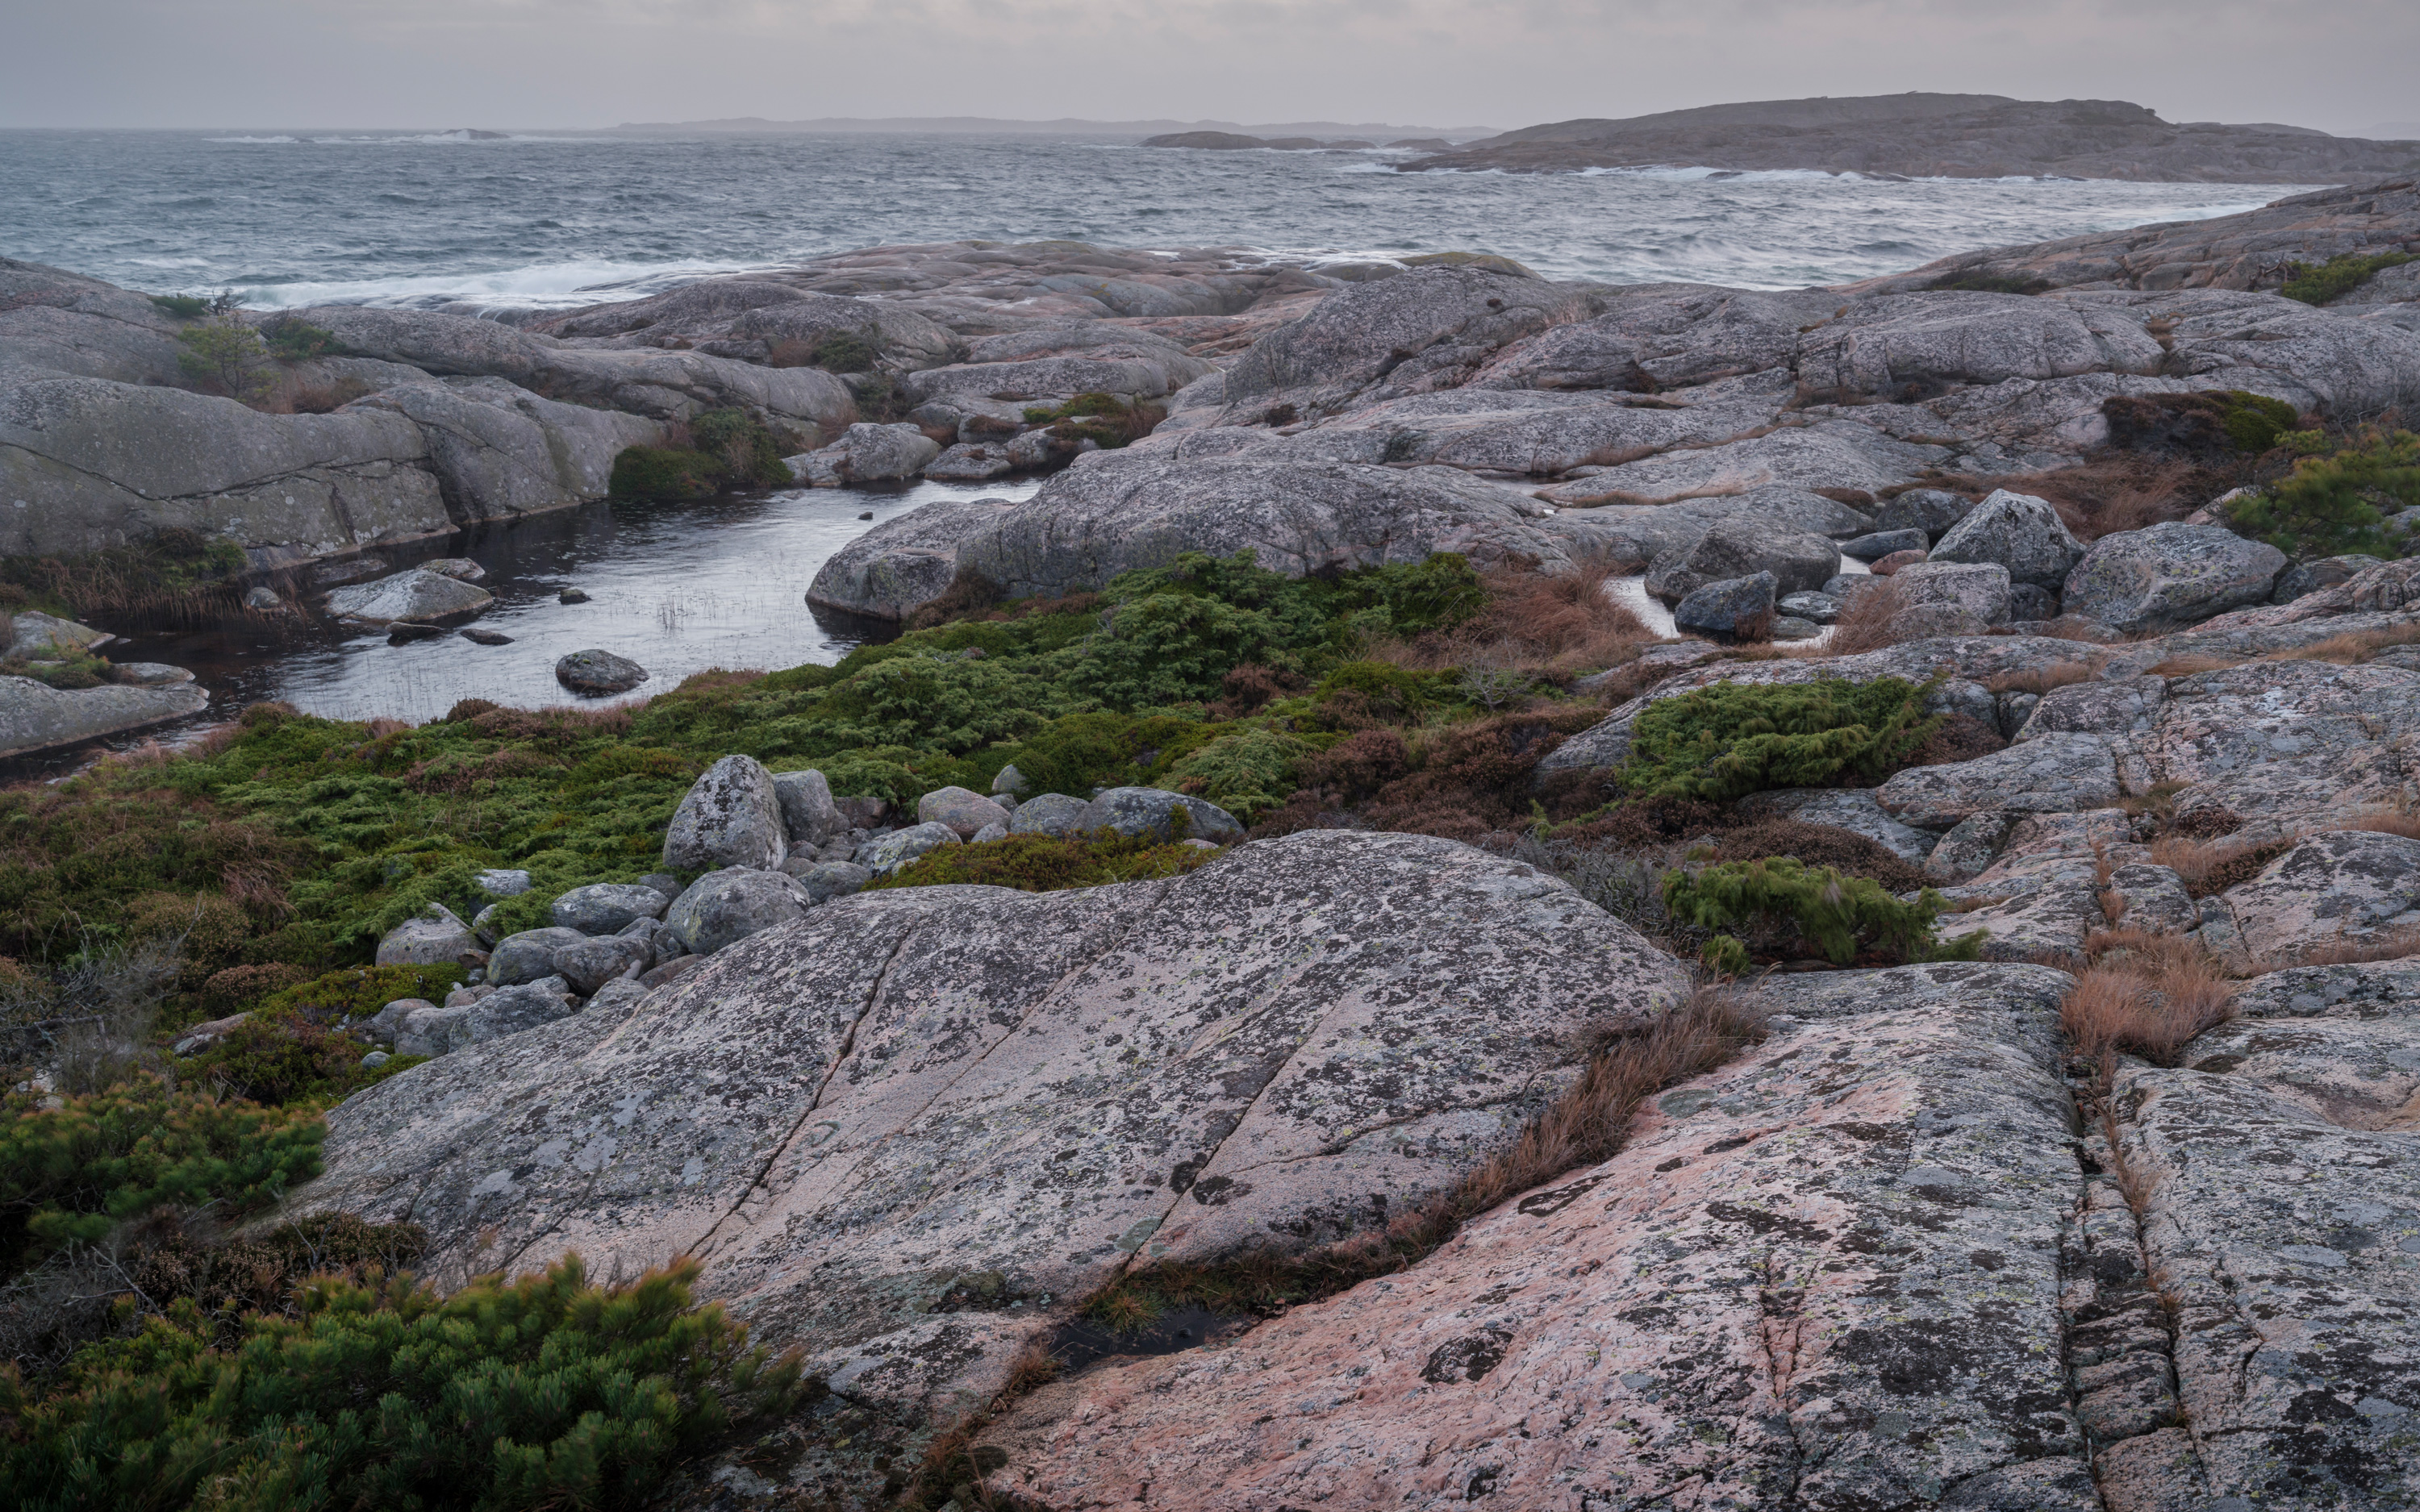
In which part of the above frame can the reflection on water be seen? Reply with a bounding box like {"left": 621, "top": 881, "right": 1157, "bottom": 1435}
{"left": 27, "top": 479, "right": 1037, "bottom": 771}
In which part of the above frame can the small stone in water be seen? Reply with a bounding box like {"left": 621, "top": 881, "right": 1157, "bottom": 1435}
{"left": 461, "top": 627, "right": 514, "bottom": 645}
{"left": 387, "top": 621, "right": 447, "bottom": 643}
{"left": 560, "top": 587, "right": 590, "bottom": 604}
{"left": 858, "top": 510, "right": 874, "bottom": 520}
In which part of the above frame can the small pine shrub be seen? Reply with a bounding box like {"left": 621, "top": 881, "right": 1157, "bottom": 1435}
{"left": 1021, "top": 392, "right": 1164, "bottom": 448}
{"left": 174, "top": 318, "right": 269, "bottom": 401}
{"left": 2225, "top": 428, "right": 2418, "bottom": 559}
{"left": 260, "top": 318, "right": 340, "bottom": 361}
{"left": 0, "top": 1253, "right": 806, "bottom": 1512}
{"left": 1617, "top": 677, "right": 1943, "bottom": 804}
{"left": 608, "top": 445, "right": 722, "bottom": 502}
{"left": 1158, "top": 727, "right": 1317, "bottom": 818}
{"left": 148, "top": 294, "right": 210, "bottom": 320}
{"left": 812, "top": 330, "right": 878, "bottom": 373}
{"left": 869, "top": 832, "right": 1220, "bottom": 893}
{"left": 2280, "top": 250, "right": 2418, "bottom": 306}
{"left": 257, "top": 963, "right": 467, "bottom": 1022}
{"left": 0, "top": 1074, "right": 325, "bottom": 1270}
{"left": 607, "top": 411, "right": 788, "bottom": 500}
{"left": 2209, "top": 390, "right": 2301, "bottom": 453}
{"left": 688, "top": 406, "right": 791, "bottom": 488}
{"left": 1662, "top": 857, "right": 1981, "bottom": 967}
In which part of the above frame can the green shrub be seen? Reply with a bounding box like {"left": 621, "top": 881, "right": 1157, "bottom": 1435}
{"left": 870, "top": 832, "right": 1220, "bottom": 893}
{"left": 1020, "top": 392, "right": 1162, "bottom": 448}
{"left": 0, "top": 1075, "right": 324, "bottom": 1270}
{"left": 178, "top": 1008, "right": 425, "bottom": 1107}
{"left": 1617, "top": 677, "right": 1943, "bottom": 804}
{"left": 608, "top": 445, "right": 722, "bottom": 502}
{"left": 1662, "top": 857, "right": 1982, "bottom": 967}
{"left": 812, "top": 331, "right": 877, "bottom": 373}
{"left": 1158, "top": 727, "right": 1317, "bottom": 818}
{"left": 1926, "top": 272, "right": 2050, "bottom": 296}
{"left": 260, "top": 318, "right": 340, "bottom": 361}
{"left": 2280, "top": 250, "right": 2418, "bottom": 306}
{"left": 257, "top": 963, "right": 465, "bottom": 1020}
{"left": 2225, "top": 428, "right": 2419, "bottom": 558}
{"left": 173, "top": 318, "right": 269, "bottom": 401}
{"left": 0, "top": 647, "right": 116, "bottom": 690}
{"left": 2207, "top": 389, "right": 2301, "bottom": 453}
{"left": 147, "top": 294, "right": 209, "bottom": 320}
{"left": 0, "top": 1253, "right": 806, "bottom": 1512}
{"left": 688, "top": 406, "right": 791, "bottom": 488}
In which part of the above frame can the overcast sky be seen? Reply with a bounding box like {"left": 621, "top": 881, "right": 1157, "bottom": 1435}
{"left": 4, "top": 0, "right": 2415, "bottom": 138}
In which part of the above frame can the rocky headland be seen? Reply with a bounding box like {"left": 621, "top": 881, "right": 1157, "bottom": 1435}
{"left": 5, "top": 175, "right": 2420, "bottom": 1512}
{"left": 1403, "top": 93, "right": 2420, "bottom": 182}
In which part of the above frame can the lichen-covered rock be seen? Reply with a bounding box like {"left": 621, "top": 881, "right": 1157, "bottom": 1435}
{"left": 787, "top": 860, "right": 871, "bottom": 902}
{"left": 2059, "top": 521, "right": 2286, "bottom": 632}
{"left": 1079, "top": 787, "right": 1242, "bottom": 843}
{"left": 394, "top": 1002, "right": 474, "bottom": 1059}
{"left": 1878, "top": 731, "right": 2119, "bottom": 829}
{"left": 783, "top": 422, "right": 942, "bottom": 485}
{"left": 291, "top": 832, "right": 1690, "bottom": 1412}
{"left": 1643, "top": 519, "right": 1839, "bottom": 602}
{"left": 2230, "top": 960, "right": 2420, "bottom": 1021}
{"left": 662, "top": 754, "right": 786, "bottom": 873}
{"left": 2126, "top": 661, "right": 2420, "bottom": 838}
{"left": 553, "top": 934, "right": 653, "bottom": 996}
{"left": 0, "top": 673, "right": 211, "bottom": 758}
{"left": 1874, "top": 486, "right": 1977, "bottom": 541}
{"left": 662, "top": 866, "right": 814, "bottom": 955}
{"left": 805, "top": 497, "right": 1021, "bottom": 621}
{"left": 2210, "top": 830, "right": 2420, "bottom": 962}
{"left": 374, "top": 902, "right": 480, "bottom": 968}
{"left": 1892, "top": 559, "right": 2013, "bottom": 626}
{"left": 467, "top": 975, "right": 577, "bottom": 1042}
{"left": 772, "top": 768, "right": 842, "bottom": 848}
{"left": 1841, "top": 527, "right": 1929, "bottom": 560}
{"left": 1671, "top": 569, "right": 1777, "bottom": 639}
{"left": 982, "top": 963, "right": 2097, "bottom": 1512}
{"left": 917, "top": 785, "right": 1011, "bottom": 839}
{"left": 488, "top": 927, "right": 586, "bottom": 986}
{"left": 1930, "top": 488, "right": 2084, "bottom": 589}
{"left": 549, "top": 882, "right": 669, "bottom": 935}
{"left": 857, "top": 821, "right": 962, "bottom": 876}
{"left": 2270, "top": 553, "right": 2385, "bottom": 606}
{"left": 1008, "top": 793, "right": 1092, "bottom": 837}
{"left": 1732, "top": 786, "right": 1939, "bottom": 864}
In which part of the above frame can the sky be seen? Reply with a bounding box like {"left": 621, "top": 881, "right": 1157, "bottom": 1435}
{"left": 2, "top": 0, "right": 2416, "bottom": 138}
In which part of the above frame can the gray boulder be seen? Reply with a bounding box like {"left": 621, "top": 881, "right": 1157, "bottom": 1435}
{"left": 772, "top": 768, "right": 843, "bottom": 848}
{"left": 1892, "top": 560, "right": 2013, "bottom": 627}
{"left": 663, "top": 755, "right": 786, "bottom": 873}
{"left": 664, "top": 866, "right": 816, "bottom": 955}
{"left": 1876, "top": 731, "right": 2119, "bottom": 830}
{"left": 475, "top": 868, "right": 532, "bottom": 897}
{"left": 361, "top": 997, "right": 428, "bottom": 1049}
{"left": 351, "top": 377, "right": 660, "bottom": 522}
{"left": 858, "top": 821, "right": 964, "bottom": 876}
{"left": 554, "top": 648, "right": 648, "bottom": 695}
{"left": 1929, "top": 489, "right": 2084, "bottom": 589}
{"left": 1838, "top": 528, "right": 1928, "bottom": 561}
{"left": 324, "top": 569, "right": 494, "bottom": 626}
{"left": 784, "top": 422, "right": 943, "bottom": 486}
{"left": 1079, "top": 787, "right": 1243, "bottom": 843}
{"left": 2209, "top": 830, "right": 2420, "bottom": 962}
{"left": 990, "top": 764, "right": 1029, "bottom": 797}
{"left": 0, "top": 674, "right": 211, "bottom": 759}
{"left": 2059, "top": 522, "right": 2287, "bottom": 633}
{"left": 1671, "top": 571, "right": 1778, "bottom": 640}
{"left": 1778, "top": 589, "right": 1842, "bottom": 623}
{"left": 394, "top": 1002, "right": 474, "bottom": 1059}
{"left": 1008, "top": 793, "right": 1092, "bottom": 837}
{"left": 1872, "top": 487, "right": 1976, "bottom": 541}
{"left": 468, "top": 975, "right": 578, "bottom": 1042}
{"left": 2270, "top": 553, "right": 2385, "bottom": 605}
{"left": 4, "top": 610, "right": 109, "bottom": 660}
{"left": 553, "top": 935, "right": 653, "bottom": 995}
{"left": 789, "top": 860, "right": 873, "bottom": 903}
{"left": 2006, "top": 582, "right": 2059, "bottom": 621}
{"left": 549, "top": 882, "right": 670, "bottom": 935}
{"left": 1644, "top": 521, "right": 1839, "bottom": 603}
{"left": 490, "top": 927, "right": 587, "bottom": 986}
{"left": 807, "top": 497, "right": 1021, "bottom": 621}
{"left": 374, "top": 902, "right": 480, "bottom": 968}
{"left": 918, "top": 785, "right": 1011, "bottom": 839}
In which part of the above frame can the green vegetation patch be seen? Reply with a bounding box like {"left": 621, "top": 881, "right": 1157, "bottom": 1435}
{"left": 0, "top": 525, "right": 248, "bottom": 621}
{"left": 2225, "top": 427, "right": 2420, "bottom": 559}
{"left": 607, "top": 407, "right": 793, "bottom": 502}
{"left": 1617, "top": 677, "right": 1943, "bottom": 805}
{"left": 0, "top": 1253, "right": 807, "bottom": 1512}
{"left": 2280, "top": 249, "right": 2418, "bottom": 306}
{"left": 1021, "top": 391, "right": 1165, "bottom": 448}
{"left": 1663, "top": 857, "right": 1982, "bottom": 971}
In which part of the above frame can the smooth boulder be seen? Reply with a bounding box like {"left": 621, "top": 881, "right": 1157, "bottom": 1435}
{"left": 2059, "top": 521, "right": 2287, "bottom": 632}
{"left": 662, "top": 755, "right": 786, "bottom": 873}
{"left": 374, "top": 903, "right": 481, "bottom": 968}
{"left": 663, "top": 866, "right": 815, "bottom": 955}
{"left": 549, "top": 882, "right": 670, "bottom": 935}
{"left": 917, "top": 785, "right": 1011, "bottom": 839}
{"left": 857, "top": 821, "right": 963, "bottom": 876}
{"left": 1079, "top": 787, "right": 1242, "bottom": 843}
{"left": 324, "top": 569, "right": 494, "bottom": 626}
{"left": 1644, "top": 520, "right": 1839, "bottom": 602}
{"left": 553, "top": 648, "right": 649, "bottom": 696}
{"left": 489, "top": 927, "right": 588, "bottom": 987}
{"left": 1671, "top": 570, "right": 1778, "bottom": 640}
{"left": 1007, "top": 793, "right": 1092, "bottom": 837}
{"left": 772, "top": 768, "right": 843, "bottom": 848}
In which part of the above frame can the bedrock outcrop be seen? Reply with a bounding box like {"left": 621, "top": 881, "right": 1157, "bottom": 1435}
{"left": 288, "top": 832, "right": 1688, "bottom": 1414}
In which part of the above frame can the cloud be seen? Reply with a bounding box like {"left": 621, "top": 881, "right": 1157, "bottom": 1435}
{"left": 2, "top": 0, "right": 2413, "bottom": 135}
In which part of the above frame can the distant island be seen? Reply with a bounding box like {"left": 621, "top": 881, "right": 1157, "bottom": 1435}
{"left": 609, "top": 114, "right": 1498, "bottom": 140}
{"left": 1400, "top": 93, "right": 2420, "bottom": 182}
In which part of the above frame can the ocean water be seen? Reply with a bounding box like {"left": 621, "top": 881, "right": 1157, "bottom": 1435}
{"left": 0, "top": 128, "right": 2304, "bottom": 308}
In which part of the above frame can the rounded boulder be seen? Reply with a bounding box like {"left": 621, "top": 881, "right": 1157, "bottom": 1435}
{"left": 555, "top": 648, "right": 649, "bottom": 695}
{"left": 1079, "top": 787, "right": 1243, "bottom": 843}
{"left": 665, "top": 867, "right": 816, "bottom": 955}
{"left": 919, "top": 785, "right": 1012, "bottom": 839}
{"left": 2060, "top": 521, "right": 2287, "bottom": 633}
{"left": 550, "top": 882, "right": 671, "bottom": 935}
{"left": 664, "top": 754, "right": 787, "bottom": 872}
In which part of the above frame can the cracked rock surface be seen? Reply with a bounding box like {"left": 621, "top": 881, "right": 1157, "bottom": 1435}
{"left": 290, "top": 831, "right": 1685, "bottom": 1410}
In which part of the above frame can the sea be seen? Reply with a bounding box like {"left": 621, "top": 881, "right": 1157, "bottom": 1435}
{"left": 0, "top": 128, "right": 2301, "bottom": 307}
{"left": 0, "top": 128, "right": 2309, "bottom": 763}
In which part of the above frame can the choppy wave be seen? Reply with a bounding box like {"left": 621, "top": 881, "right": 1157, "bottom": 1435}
{"left": 0, "top": 128, "right": 2314, "bottom": 307}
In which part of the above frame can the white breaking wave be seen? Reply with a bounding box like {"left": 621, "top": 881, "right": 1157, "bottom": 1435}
{"left": 245, "top": 259, "right": 757, "bottom": 310}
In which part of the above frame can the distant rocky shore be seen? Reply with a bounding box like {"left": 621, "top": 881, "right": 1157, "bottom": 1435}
{"left": 1402, "top": 92, "right": 2420, "bottom": 182}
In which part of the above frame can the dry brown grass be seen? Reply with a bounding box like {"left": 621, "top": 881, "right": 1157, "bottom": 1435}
{"left": 1984, "top": 660, "right": 2101, "bottom": 695}
{"left": 2257, "top": 623, "right": 2420, "bottom": 666}
{"left": 2150, "top": 831, "right": 2295, "bottom": 897}
{"left": 2063, "top": 931, "right": 2236, "bottom": 1067}
{"left": 1375, "top": 556, "right": 1649, "bottom": 678}
{"left": 2247, "top": 928, "right": 2420, "bottom": 973}
{"left": 2147, "top": 653, "right": 2243, "bottom": 677}
{"left": 2347, "top": 807, "right": 2420, "bottom": 840}
{"left": 1948, "top": 453, "right": 2244, "bottom": 541}
{"left": 1817, "top": 577, "right": 1907, "bottom": 655}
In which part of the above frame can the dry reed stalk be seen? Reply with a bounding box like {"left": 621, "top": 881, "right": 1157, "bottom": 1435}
{"left": 1817, "top": 578, "right": 1908, "bottom": 656}
{"left": 2061, "top": 931, "right": 2236, "bottom": 1068}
